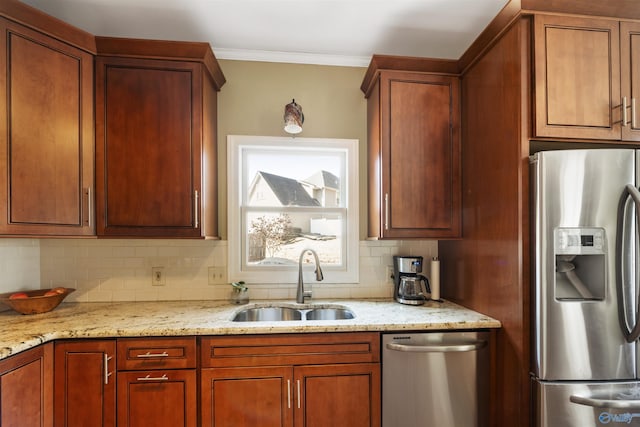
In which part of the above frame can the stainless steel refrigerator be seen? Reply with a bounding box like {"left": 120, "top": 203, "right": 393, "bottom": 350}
{"left": 531, "top": 149, "right": 640, "bottom": 427}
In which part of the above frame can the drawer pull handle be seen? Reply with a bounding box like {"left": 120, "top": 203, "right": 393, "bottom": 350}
{"left": 136, "top": 351, "right": 169, "bottom": 358}
{"left": 287, "top": 379, "right": 291, "bottom": 409}
{"left": 297, "top": 379, "right": 301, "bottom": 409}
{"left": 137, "top": 374, "right": 169, "bottom": 381}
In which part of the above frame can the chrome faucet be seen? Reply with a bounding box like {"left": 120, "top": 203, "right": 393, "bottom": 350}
{"left": 296, "top": 249, "right": 324, "bottom": 303}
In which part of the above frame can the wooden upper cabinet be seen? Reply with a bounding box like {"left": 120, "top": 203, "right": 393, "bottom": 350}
{"left": 621, "top": 21, "right": 640, "bottom": 141}
{"left": 0, "top": 18, "right": 94, "bottom": 236}
{"left": 364, "top": 66, "right": 461, "bottom": 239}
{"left": 533, "top": 15, "right": 623, "bottom": 140}
{"left": 95, "top": 37, "right": 225, "bottom": 238}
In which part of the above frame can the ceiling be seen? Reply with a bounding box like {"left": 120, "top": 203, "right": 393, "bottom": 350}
{"left": 20, "top": 0, "right": 509, "bottom": 67}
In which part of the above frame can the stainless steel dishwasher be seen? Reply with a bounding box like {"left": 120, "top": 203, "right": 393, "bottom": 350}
{"left": 382, "top": 331, "right": 490, "bottom": 427}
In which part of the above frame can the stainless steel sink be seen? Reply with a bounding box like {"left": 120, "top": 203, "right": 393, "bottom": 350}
{"left": 232, "top": 306, "right": 302, "bottom": 322}
{"left": 305, "top": 308, "right": 355, "bottom": 320}
{"left": 231, "top": 305, "right": 355, "bottom": 322}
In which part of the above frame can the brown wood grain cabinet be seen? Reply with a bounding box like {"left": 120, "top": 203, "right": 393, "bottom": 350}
{"left": 0, "top": 17, "right": 95, "bottom": 236}
{"left": 200, "top": 333, "right": 381, "bottom": 427}
{"left": 621, "top": 21, "right": 640, "bottom": 141}
{"left": 54, "top": 340, "right": 116, "bottom": 427}
{"left": 0, "top": 343, "right": 53, "bottom": 427}
{"left": 363, "top": 69, "right": 461, "bottom": 239}
{"left": 534, "top": 15, "right": 640, "bottom": 141}
{"left": 116, "top": 337, "right": 197, "bottom": 427}
{"left": 95, "top": 37, "right": 225, "bottom": 238}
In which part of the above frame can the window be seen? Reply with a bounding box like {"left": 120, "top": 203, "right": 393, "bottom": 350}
{"left": 228, "top": 135, "right": 359, "bottom": 284}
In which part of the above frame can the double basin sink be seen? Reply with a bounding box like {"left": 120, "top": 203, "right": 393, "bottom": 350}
{"left": 232, "top": 304, "right": 355, "bottom": 322}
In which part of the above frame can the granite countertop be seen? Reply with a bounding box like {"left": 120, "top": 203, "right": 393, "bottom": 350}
{"left": 0, "top": 299, "right": 501, "bottom": 360}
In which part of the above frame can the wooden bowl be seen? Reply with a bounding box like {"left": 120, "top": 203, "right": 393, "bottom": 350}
{"left": 0, "top": 288, "right": 75, "bottom": 315}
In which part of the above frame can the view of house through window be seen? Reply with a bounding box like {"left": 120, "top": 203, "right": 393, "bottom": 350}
{"left": 228, "top": 136, "right": 359, "bottom": 283}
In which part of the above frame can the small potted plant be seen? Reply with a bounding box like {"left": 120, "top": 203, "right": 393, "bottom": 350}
{"left": 230, "top": 281, "right": 249, "bottom": 305}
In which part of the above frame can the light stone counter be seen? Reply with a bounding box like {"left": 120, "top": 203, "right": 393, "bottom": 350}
{"left": 0, "top": 299, "right": 500, "bottom": 360}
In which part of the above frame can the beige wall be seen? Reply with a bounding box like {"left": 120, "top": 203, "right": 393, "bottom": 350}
{"left": 216, "top": 60, "right": 368, "bottom": 239}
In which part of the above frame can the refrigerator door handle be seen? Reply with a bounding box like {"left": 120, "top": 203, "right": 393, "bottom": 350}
{"left": 620, "top": 184, "right": 640, "bottom": 342}
{"left": 570, "top": 394, "right": 640, "bottom": 409}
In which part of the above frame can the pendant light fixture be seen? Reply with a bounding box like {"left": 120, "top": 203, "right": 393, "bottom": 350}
{"left": 283, "top": 99, "right": 304, "bottom": 134}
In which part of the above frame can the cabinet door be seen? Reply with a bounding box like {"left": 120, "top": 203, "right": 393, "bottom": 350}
{"left": 533, "top": 15, "right": 621, "bottom": 140}
{"left": 54, "top": 340, "right": 116, "bottom": 427}
{"left": 117, "top": 370, "right": 196, "bottom": 427}
{"left": 201, "top": 366, "right": 293, "bottom": 427}
{"left": 375, "top": 71, "right": 460, "bottom": 239}
{"left": 295, "top": 363, "right": 380, "bottom": 427}
{"left": 0, "top": 344, "right": 53, "bottom": 427}
{"left": 95, "top": 56, "right": 203, "bottom": 237}
{"left": 0, "top": 18, "right": 94, "bottom": 235}
{"left": 621, "top": 21, "right": 640, "bottom": 141}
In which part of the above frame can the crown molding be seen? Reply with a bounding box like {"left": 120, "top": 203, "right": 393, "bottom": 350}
{"left": 213, "top": 48, "right": 370, "bottom": 68}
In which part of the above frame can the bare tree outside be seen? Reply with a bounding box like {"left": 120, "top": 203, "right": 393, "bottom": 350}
{"left": 250, "top": 214, "right": 292, "bottom": 259}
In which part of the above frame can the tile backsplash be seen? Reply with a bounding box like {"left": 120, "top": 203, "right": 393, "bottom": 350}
{"left": 36, "top": 239, "right": 437, "bottom": 302}
{"left": 0, "top": 239, "right": 40, "bottom": 294}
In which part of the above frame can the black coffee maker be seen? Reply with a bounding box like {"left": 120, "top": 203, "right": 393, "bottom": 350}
{"left": 393, "top": 255, "right": 431, "bottom": 305}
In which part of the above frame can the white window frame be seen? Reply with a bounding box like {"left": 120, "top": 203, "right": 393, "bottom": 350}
{"left": 227, "top": 135, "right": 359, "bottom": 284}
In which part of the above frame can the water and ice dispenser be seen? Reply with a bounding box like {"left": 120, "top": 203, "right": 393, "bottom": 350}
{"left": 554, "top": 227, "right": 606, "bottom": 300}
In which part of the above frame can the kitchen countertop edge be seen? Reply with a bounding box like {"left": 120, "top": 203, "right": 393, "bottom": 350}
{"left": 0, "top": 299, "right": 501, "bottom": 360}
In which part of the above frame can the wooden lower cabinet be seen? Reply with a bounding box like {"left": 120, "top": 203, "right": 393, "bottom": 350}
{"left": 0, "top": 343, "right": 53, "bottom": 427}
{"left": 116, "top": 337, "right": 197, "bottom": 427}
{"left": 53, "top": 340, "right": 116, "bottom": 427}
{"left": 117, "top": 370, "right": 196, "bottom": 427}
{"left": 6, "top": 334, "right": 379, "bottom": 427}
{"left": 200, "top": 333, "right": 381, "bottom": 427}
{"left": 201, "top": 366, "right": 292, "bottom": 427}
{"left": 295, "top": 363, "right": 380, "bottom": 427}
{"left": 201, "top": 364, "right": 380, "bottom": 427}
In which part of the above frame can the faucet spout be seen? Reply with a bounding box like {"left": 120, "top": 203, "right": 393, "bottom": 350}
{"left": 296, "top": 249, "right": 323, "bottom": 303}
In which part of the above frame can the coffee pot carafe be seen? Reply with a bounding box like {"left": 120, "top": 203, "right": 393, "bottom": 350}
{"left": 393, "top": 255, "right": 431, "bottom": 305}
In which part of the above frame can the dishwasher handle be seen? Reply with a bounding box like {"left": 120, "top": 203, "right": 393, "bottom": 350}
{"left": 386, "top": 340, "right": 487, "bottom": 353}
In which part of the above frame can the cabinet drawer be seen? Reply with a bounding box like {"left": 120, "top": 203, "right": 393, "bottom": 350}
{"left": 201, "top": 332, "right": 380, "bottom": 368}
{"left": 117, "top": 337, "right": 196, "bottom": 370}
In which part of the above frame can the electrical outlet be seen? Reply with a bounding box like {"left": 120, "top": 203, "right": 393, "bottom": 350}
{"left": 386, "top": 266, "right": 394, "bottom": 284}
{"left": 152, "top": 267, "right": 165, "bottom": 286}
{"left": 208, "top": 266, "right": 227, "bottom": 285}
